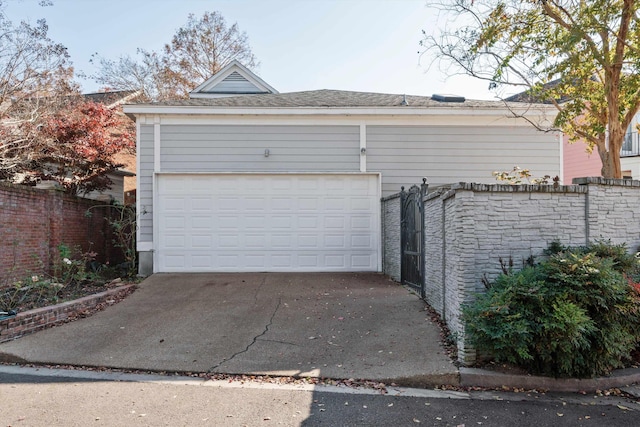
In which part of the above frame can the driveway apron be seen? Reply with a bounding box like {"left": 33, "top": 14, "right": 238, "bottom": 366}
{"left": 0, "top": 273, "right": 458, "bottom": 386}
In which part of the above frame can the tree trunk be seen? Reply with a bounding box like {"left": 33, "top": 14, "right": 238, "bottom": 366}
{"left": 599, "top": 129, "right": 624, "bottom": 179}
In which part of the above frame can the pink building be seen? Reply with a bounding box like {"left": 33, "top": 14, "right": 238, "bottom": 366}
{"left": 563, "top": 135, "right": 602, "bottom": 183}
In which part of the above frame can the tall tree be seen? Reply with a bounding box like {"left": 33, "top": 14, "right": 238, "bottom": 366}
{"left": 35, "top": 100, "right": 134, "bottom": 195}
{"left": 92, "top": 11, "right": 258, "bottom": 101}
{"left": 0, "top": 6, "right": 78, "bottom": 182}
{"left": 0, "top": 4, "right": 134, "bottom": 195}
{"left": 421, "top": 0, "right": 640, "bottom": 178}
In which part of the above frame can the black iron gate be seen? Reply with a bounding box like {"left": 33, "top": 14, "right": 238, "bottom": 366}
{"left": 400, "top": 178, "right": 428, "bottom": 298}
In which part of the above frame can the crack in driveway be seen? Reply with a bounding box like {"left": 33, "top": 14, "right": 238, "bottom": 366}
{"left": 209, "top": 278, "right": 282, "bottom": 372}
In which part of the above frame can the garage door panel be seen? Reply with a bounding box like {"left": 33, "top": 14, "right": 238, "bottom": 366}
{"left": 164, "top": 216, "right": 185, "bottom": 229}
{"left": 271, "top": 216, "right": 294, "bottom": 229}
{"left": 191, "top": 197, "right": 213, "bottom": 211}
{"left": 324, "top": 216, "right": 345, "bottom": 229}
{"left": 245, "top": 234, "right": 267, "bottom": 249}
{"left": 272, "top": 254, "right": 293, "bottom": 268}
{"left": 272, "top": 197, "right": 295, "bottom": 210}
{"left": 192, "top": 255, "right": 213, "bottom": 268}
{"left": 351, "top": 234, "right": 373, "bottom": 248}
{"left": 298, "top": 178, "right": 320, "bottom": 190}
{"left": 325, "top": 235, "right": 346, "bottom": 248}
{"left": 191, "top": 235, "right": 212, "bottom": 248}
{"left": 351, "top": 198, "right": 375, "bottom": 211}
{"left": 218, "top": 197, "right": 240, "bottom": 210}
{"left": 298, "top": 235, "right": 319, "bottom": 248}
{"left": 298, "top": 216, "right": 319, "bottom": 229}
{"left": 245, "top": 254, "right": 267, "bottom": 268}
{"left": 272, "top": 234, "right": 293, "bottom": 248}
{"left": 191, "top": 216, "right": 213, "bottom": 230}
{"left": 163, "top": 196, "right": 186, "bottom": 210}
{"left": 298, "top": 198, "right": 319, "bottom": 211}
{"left": 163, "top": 235, "right": 185, "bottom": 248}
{"left": 352, "top": 254, "right": 376, "bottom": 269}
{"left": 217, "top": 216, "right": 239, "bottom": 229}
{"left": 351, "top": 216, "right": 373, "bottom": 229}
{"left": 218, "top": 234, "right": 239, "bottom": 248}
{"left": 157, "top": 174, "right": 380, "bottom": 272}
{"left": 244, "top": 216, "right": 266, "bottom": 229}
{"left": 298, "top": 255, "right": 319, "bottom": 268}
{"left": 163, "top": 254, "right": 186, "bottom": 269}
{"left": 325, "top": 254, "right": 347, "bottom": 268}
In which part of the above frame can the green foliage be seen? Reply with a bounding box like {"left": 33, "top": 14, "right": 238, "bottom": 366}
{"left": 87, "top": 203, "right": 139, "bottom": 278}
{"left": 422, "top": 0, "right": 640, "bottom": 178}
{"left": 0, "top": 276, "right": 62, "bottom": 312}
{"left": 464, "top": 241, "right": 640, "bottom": 378}
{"left": 1, "top": 243, "right": 120, "bottom": 312}
{"left": 54, "top": 244, "right": 98, "bottom": 289}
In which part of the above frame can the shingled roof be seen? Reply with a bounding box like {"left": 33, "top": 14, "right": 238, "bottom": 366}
{"left": 143, "top": 89, "right": 507, "bottom": 109}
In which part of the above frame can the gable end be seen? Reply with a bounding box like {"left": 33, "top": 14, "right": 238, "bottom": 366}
{"left": 189, "top": 60, "right": 278, "bottom": 99}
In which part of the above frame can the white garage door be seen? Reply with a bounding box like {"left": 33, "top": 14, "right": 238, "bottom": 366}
{"left": 156, "top": 174, "right": 380, "bottom": 272}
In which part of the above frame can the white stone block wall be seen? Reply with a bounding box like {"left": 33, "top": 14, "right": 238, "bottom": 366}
{"left": 576, "top": 177, "right": 640, "bottom": 251}
{"left": 387, "top": 177, "right": 640, "bottom": 366}
{"left": 424, "top": 189, "right": 446, "bottom": 315}
{"left": 469, "top": 186, "right": 588, "bottom": 291}
{"left": 429, "top": 182, "right": 591, "bottom": 365}
{"left": 381, "top": 193, "right": 401, "bottom": 282}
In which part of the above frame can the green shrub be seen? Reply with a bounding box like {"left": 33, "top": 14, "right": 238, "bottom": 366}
{"left": 464, "top": 241, "right": 640, "bottom": 378}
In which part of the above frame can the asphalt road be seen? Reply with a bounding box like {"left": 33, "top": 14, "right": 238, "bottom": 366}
{"left": 1, "top": 367, "right": 639, "bottom": 426}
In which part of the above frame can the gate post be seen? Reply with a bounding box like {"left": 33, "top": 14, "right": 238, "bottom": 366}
{"left": 400, "top": 186, "right": 407, "bottom": 286}
{"left": 419, "top": 178, "right": 428, "bottom": 299}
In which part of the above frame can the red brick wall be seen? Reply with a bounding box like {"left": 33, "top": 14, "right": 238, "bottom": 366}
{"left": 0, "top": 182, "right": 124, "bottom": 284}
{"left": 0, "top": 284, "right": 135, "bottom": 343}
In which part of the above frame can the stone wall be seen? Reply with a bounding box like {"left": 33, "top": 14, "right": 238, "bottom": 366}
{"left": 381, "top": 194, "right": 401, "bottom": 281}
{"left": 423, "top": 178, "right": 640, "bottom": 365}
{"left": 578, "top": 177, "right": 640, "bottom": 249}
{"left": 423, "top": 189, "right": 444, "bottom": 314}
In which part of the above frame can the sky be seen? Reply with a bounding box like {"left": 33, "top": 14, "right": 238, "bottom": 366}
{"left": 4, "top": 0, "right": 497, "bottom": 100}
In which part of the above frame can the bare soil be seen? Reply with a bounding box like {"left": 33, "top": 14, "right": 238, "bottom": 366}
{"left": 1, "top": 278, "right": 134, "bottom": 314}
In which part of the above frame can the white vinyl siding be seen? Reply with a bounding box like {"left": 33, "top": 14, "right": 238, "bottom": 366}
{"left": 367, "top": 126, "right": 560, "bottom": 196}
{"left": 205, "top": 71, "right": 262, "bottom": 94}
{"left": 138, "top": 125, "right": 154, "bottom": 242}
{"left": 160, "top": 125, "right": 360, "bottom": 172}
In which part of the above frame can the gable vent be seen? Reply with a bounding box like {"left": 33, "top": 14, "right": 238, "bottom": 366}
{"left": 224, "top": 71, "right": 248, "bottom": 82}
{"left": 432, "top": 94, "right": 466, "bottom": 103}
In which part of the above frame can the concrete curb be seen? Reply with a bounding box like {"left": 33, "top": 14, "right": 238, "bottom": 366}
{"left": 460, "top": 367, "right": 640, "bottom": 392}
{"left": 2, "top": 363, "right": 639, "bottom": 393}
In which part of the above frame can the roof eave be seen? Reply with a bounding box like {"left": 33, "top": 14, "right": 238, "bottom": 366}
{"left": 122, "top": 104, "right": 557, "bottom": 118}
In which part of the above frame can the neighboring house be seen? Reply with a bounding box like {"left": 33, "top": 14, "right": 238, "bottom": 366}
{"left": 506, "top": 84, "right": 640, "bottom": 182}
{"left": 84, "top": 90, "right": 141, "bottom": 204}
{"left": 621, "top": 113, "right": 640, "bottom": 179}
{"left": 123, "top": 60, "right": 560, "bottom": 275}
{"left": 30, "top": 90, "right": 139, "bottom": 204}
{"left": 563, "top": 114, "right": 640, "bottom": 182}
{"left": 563, "top": 135, "right": 602, "bottom": 183}
{"left": 83, "top": 168, "right": 136, "bottom": 204}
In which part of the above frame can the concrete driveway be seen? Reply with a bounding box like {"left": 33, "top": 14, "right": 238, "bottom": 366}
{"left": 0, "top": 273, "right": 458, "bottom": 387}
